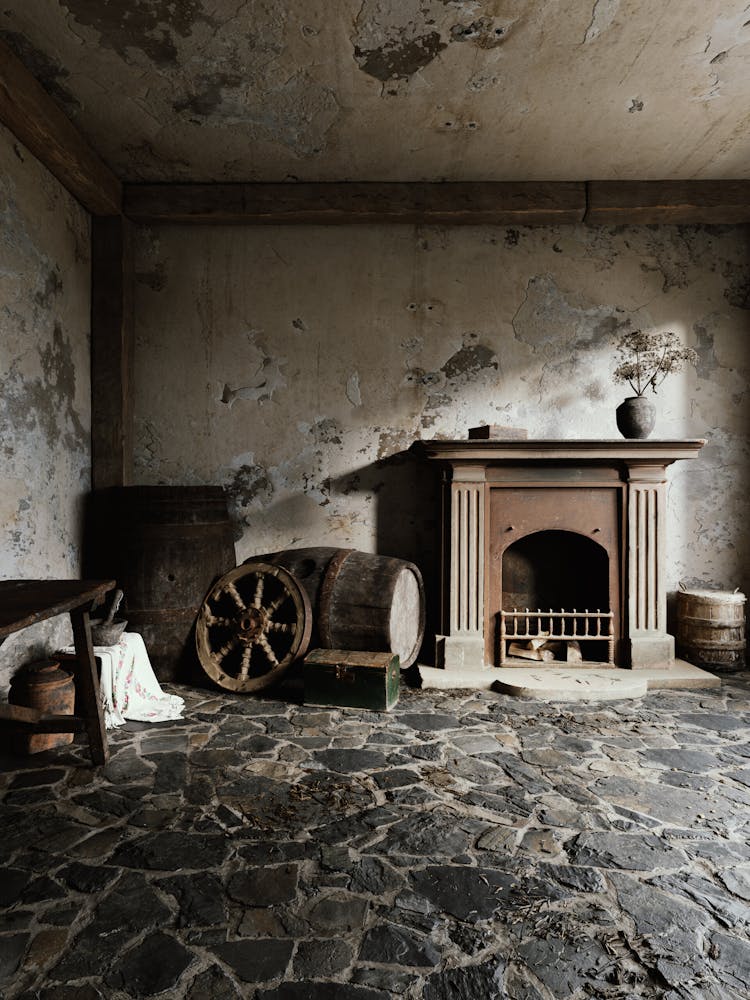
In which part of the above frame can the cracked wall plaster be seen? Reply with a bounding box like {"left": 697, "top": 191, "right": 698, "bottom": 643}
{"left": 352, "top": 1, "right": 511, "bottom": 83}
{"left": 352, "top": 0, "right": 448, "bottom": 82}
{"left": 440, "top": 339, "right": 499, "bottom": 382}
{"left": 133, "top": 222, "right": 750, "bottom": 605}
{"left": 346, "top": 372, "right": 362, "bottom": 407}
{"left": 583, "top": 0, "right": 621, "bottom": 43}
{"left": 57, "top": 0, "right": 215, "bottom": 68}
{"left": 0, "top": 123, "right": 91, "bottom": 692}
{"left": 220, "top": 331, "right": 287, "bottom": 407}
{"left": 2, "top": 3, "right": 750, "bottom": 180}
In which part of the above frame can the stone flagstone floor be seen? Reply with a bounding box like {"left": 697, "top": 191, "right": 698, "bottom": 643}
{"left": 2, "top": 672, "right": 750, "bottom": 999}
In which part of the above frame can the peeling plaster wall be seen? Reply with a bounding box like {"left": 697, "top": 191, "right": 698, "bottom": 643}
{"left": 133, "top": 223, "right": 750, "bottom": 648}
{"left": 3, "top": 2, "right": 750, "bottom": 181}
{"left": 0, "top": 123, "right": 91, "bottom": 691}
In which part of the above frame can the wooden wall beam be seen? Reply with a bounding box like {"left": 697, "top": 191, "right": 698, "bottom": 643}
{"left": 123, "top": 182, "right": 587, "bottom": 226}
{"left": 586, "top": 180, "right": 750, "bottom": 225}
{"left": 0, "top": 37, "right": 121, "bottom": 216}
{"left": 91, "top": 216, "right": 134, "bottom": 490}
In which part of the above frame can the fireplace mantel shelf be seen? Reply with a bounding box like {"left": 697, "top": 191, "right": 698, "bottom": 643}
{"left": 415, "top": 439, "right": 706, "bottom": 463}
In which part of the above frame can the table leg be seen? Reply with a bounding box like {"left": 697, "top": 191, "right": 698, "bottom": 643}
{"left": 70, "top": 607, "right": 109, "bottom": 765}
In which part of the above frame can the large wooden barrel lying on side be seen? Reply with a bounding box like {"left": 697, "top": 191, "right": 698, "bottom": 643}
{"left": 676, "top": 588, "right": 746, "bottom": 672}
{"left": 245, "top": 547, "right": 425, "bottom": 669}
{"left": 90, "top": 486, "right": 236, "bottom": 681}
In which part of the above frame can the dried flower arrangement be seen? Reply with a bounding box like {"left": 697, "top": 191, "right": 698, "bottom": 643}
{"left": 612, "top": 330, "right": 698, "bottom": 396}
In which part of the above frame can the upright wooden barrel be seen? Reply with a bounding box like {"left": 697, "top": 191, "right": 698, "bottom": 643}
{"left": 91, "top": 486, "right": 236, "bottom": 680}
{"left": 246, "top": 547, "right": 425, "bottom": 669}
{"left": 676, "top": 588, "right": 746, "bottom": 671}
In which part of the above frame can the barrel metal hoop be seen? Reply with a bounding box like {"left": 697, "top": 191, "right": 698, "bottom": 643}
{"left": 679, "top": 639, "right": 746, "bottom": 651}
{"left": 319, "top": 549, "right": 355, "bottom": 648}
{"left": 677, "top": 615, "right": 745, "bottom": 629}
{"left": 126, "top": 607, "right": 198, "bottom": 621}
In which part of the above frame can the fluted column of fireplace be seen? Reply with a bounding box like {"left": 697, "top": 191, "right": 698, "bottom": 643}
{"left": 435, "top": 464, "right": 487, "bottom": 672}
{"left": 625, "top": 461, "right": 673, "bottom": 667}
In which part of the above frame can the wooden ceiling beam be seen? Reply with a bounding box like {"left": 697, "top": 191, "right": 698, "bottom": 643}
{"left": 586, "top": 180, "right": 750, "bottom": 225}
{"left": 124, "top": 180, "right": 750, "bottom": 227}
{"left": 0, "top": 37, "right": 121, "bottom": 216}
{"left": 123, "top": 182, "right": 587, "bottom": 225}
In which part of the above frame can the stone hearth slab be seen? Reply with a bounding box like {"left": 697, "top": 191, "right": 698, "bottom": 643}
{"left": 417, "top": 660, "right": 720, "bottom": 700}
{"left": 634, "top": 659, "right": 723, "bottom": 689}
{"left": 491, "top": 669, "right": 648, "bottom": 701}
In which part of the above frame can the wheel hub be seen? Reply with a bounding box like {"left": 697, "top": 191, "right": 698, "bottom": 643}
{"left": 238, "top": 607, "right": 266, "bottom": 640}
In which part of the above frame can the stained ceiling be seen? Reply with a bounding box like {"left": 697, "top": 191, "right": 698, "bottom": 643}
{"left": 1, "top": 0, "right": 749, "bottom": 183}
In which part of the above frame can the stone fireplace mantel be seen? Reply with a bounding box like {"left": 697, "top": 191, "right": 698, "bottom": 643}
{"left": 416, "top": 439, "right": 705, "bottom": 673}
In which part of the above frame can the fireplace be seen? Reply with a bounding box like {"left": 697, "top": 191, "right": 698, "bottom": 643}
{"left": 417, "top": 439, "right": 704, "bottom": 672}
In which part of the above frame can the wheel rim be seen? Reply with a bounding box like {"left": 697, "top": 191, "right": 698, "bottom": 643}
{"left": 195, "top": 561, "right": 312, "bottom": 692}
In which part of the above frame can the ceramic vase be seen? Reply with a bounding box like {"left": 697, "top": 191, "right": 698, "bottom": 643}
{"left": 616, "top": 396, "right": 656, "bottom": 439}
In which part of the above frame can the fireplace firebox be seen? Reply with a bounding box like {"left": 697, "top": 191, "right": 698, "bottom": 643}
{"left": 499, "top": 529, "right": 615, "bottom": 666}
{"left": 416, "top": 439, "right": 704, "bottom": 672}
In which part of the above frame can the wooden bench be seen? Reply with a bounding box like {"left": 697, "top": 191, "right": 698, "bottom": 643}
{"left": 0, "top": 580, "right": 116, "bottom": 765}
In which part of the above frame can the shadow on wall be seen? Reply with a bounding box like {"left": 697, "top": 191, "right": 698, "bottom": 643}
{"left": 329, "top": 450, "right": 442, "bottom": 666}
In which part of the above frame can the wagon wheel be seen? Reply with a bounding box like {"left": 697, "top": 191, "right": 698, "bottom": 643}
{"left": 196, "top": 562, "right": 312, "bottom": 692}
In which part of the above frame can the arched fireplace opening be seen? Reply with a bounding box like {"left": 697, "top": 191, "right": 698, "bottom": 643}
{"left": 500, "top": 530, "right": 614, "bottom": 665}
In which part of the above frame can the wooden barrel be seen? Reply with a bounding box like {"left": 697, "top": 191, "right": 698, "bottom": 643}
{"left": 90, "top": 486, "right": 236, "bottom": 681}
{"left": 245, "top": 547, "right": 425, "bottom": 669}
{"left": 676, "top": 588, "right": 746, "bottom": 671}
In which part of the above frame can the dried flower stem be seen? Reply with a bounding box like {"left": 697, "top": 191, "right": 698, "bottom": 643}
{"left": 612, "top": 330, "right": 698, "bottom": 396}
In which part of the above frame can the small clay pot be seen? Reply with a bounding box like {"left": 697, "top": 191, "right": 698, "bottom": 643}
{"left": 616, "top": 396, "right": 656, "bottom": 439}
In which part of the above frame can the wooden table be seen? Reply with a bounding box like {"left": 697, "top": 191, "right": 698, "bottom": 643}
{"left": 0, "top": 580, "right": 116, "bottom": 765}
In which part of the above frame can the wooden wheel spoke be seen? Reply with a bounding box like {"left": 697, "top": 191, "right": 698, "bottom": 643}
{"left": 267, "top": 621, "right": 294, "bottom": 634}
{"left": 238, "top": 643, "right": 253, "bottom": 680}
{"left": 266, "top": 592, "right": 289, "bottom": 616}
{"left": 257, "top": 634, "right": 279, "bottom": 666}
{"left": 253, "top": 573, "right": 265, "bottom": 609}
{"left": 223, "top": 581, "right": 246, "bottom": 611}
{"left": 205, "top": 613, "right": 233, "bottom": 628}
{"left": 216, "top": 636, "right": 241, "bottom": 660}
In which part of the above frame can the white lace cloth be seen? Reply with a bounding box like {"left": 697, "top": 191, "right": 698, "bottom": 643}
{"left": 65, "top": 631, "right": 185, "bottom": 729}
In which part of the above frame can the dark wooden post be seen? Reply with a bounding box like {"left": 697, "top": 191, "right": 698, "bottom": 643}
{"left": 91, "top": 215, "right": 134, "bottom": 489}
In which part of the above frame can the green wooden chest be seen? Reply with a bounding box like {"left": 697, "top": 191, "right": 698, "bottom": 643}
{"left": 304, "top": 649, "right": 400, "bottom": 711}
